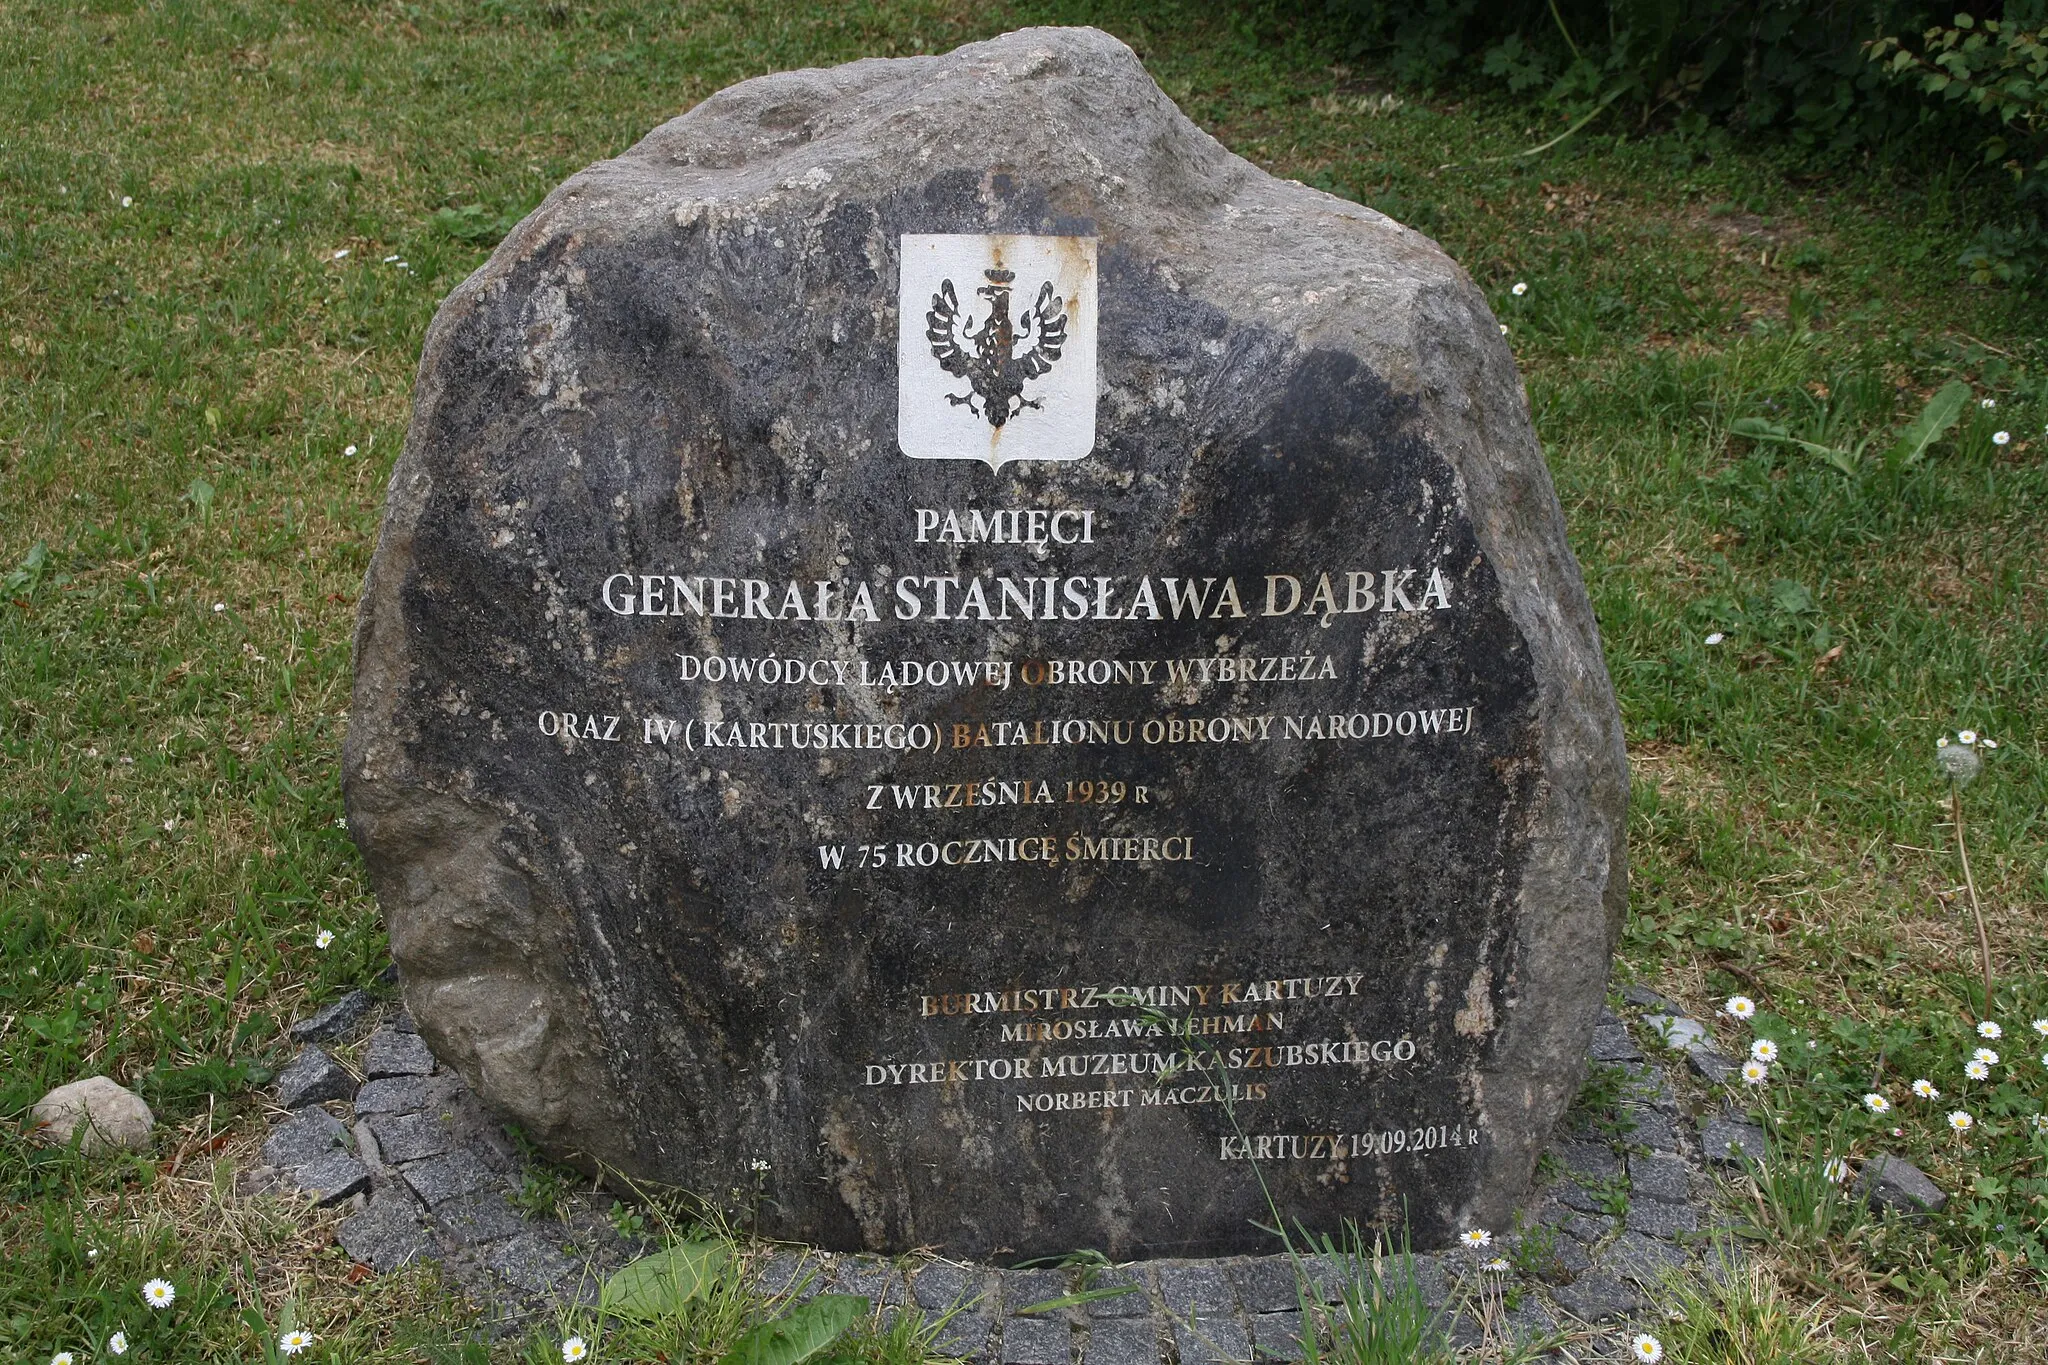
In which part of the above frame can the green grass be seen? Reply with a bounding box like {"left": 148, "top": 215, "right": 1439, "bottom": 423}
{"left": 3, "top": 0, "right": 2046, "bottom": 1360}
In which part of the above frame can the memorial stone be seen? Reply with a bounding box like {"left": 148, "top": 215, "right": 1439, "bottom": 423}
{"left": 344, "top": 25, "right": 1627, "bottom": 1259}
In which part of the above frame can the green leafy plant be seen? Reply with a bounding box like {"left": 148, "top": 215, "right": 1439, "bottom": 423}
{"left": 1295, "top": 1221, "right": 1453, "bottom": 1365}
{"left": 1732, "top": 379, "right": 1969, "bottom": 477}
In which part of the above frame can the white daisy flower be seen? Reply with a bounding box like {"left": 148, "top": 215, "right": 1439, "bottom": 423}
{"left": 1958, "top": 730, "right": 1978, "bottom": 745}
{"left": 333, "top": 248, "right": 349, "bottom": 259}
{"left": 315, "top": 929, "right": 334, "bottom": 949}
{"left": 2030, "top": 1114, "right": 2048, "bottom": 1134}
{"left": 1979, "top": 1020, "right": 2003, "bottom": 1039}
{"left": 1822, "top": 1157, "right": 1849, "bottom": 1182}
{"left": 1911, "top": 1079, "right": 1938, "bottom": 1100}
{"left": 344, "top": 444, "right": 357, "bottom": 457}
{"left": 212, "top": 602, "right": 225, "bottom": 612}
{"left": 1704, "top": 631, "right": 1725, "bottom": 645}
{"left": 1724, "top": 995, "right": 1755, "bottom": 1020}
{"left": 1751, "top": 1038, "right": 1778, "bottom": 1063}
{"left": 1974, "top": 1048, "right": 1999, "bottom": 1066}
{"left": 1948, "top": 1110, "right": 1974, "bottom": 1133}
{"left": 1742, "top": 1060, "right": 1769, "bottom": 1085}
{"left": 1498, "top": 323, "right": 1508, "bottom": 335}
{"left": 1512, "top": 281, "right": 1529, "bottom": 296}
{"left": 279, "top": 1330, "right": 314, "bottom": 1355}
{"left": 1993, "top": 430, "right": 2011, "bottom": 445}
{"left": 383, "top": 255, "right": 401, "bottom": 263}
{"left": 142, "top": 1278, "right": 175, "bottom": 1309}
{"left": 1966, "top": 1059, "right": 1990, "bottom": 1081}
{"left": 1980, "top": 397, "right": 1996, "bottom": 409}
{"left": 1483, "top": 1256, "right": 1509, "bottom": 1273}
{"left": 2033, "top": 1020, "right": 2048, "bottom": 1038}
{"left": 1864, "top": 1091, "right": 1892, "bottom": 1113}
{"left": 1459, "top": 1228, "right": 1492, "bottom": 1248}
{"left": 562, "top": 1338, "right": 589, "bottom": 1363}
{"left": 1630, "top": 1334, "right": 1664, "bottom": 1363}
{"left": 52, "top": 1352, "right": 75, "bottom": 1365}
{"left": 1982, "top": 738, "right": 1998, "bottom": 748}
{"left": 121, "top": 196, "right": 133, "bottom": 208}
{"left": 108, "top": 1333, "right": 128, "bottom": 1356}
{"left": 749, "top": 1158, "right": 771, "bottom": 1172}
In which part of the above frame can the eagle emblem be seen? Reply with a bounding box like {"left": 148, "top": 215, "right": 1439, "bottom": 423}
{"left": 924, "top": 268, "right": 1068, "bottom": 428}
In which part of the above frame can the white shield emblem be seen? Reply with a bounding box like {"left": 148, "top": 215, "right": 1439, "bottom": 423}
{"left": 897, "top": 234, "right": 1098, "bottom": 469}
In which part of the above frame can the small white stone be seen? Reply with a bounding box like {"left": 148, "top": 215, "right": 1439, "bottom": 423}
{"left": 28, "top": 1076, "right": 155, "bottom": 1153}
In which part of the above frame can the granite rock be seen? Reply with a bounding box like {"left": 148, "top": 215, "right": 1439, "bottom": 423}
{"left": 344, "top": 24, "right": 1626, "bottom": 1258}
{"left": 290, "top": 990, "right": 375, "bottom": 1043}
{"left": 277, "top": 1046, "right": 357, "bottom": 1109}
{"left": 262, "top": 1107, "right": 352, "bottom": 1171}
{"left": 1699, "top": 1117, "right": 1767, "bottom": 1167}
{"left": 338, "top": 1186, "right": 434, "bottom": 1271}
{"left": 1855, "top": 1155, "right": 1946, "bottom": 1219}
{"left": 28, "top": 1077, "right": 154, "bottom": 1153}
{"left": 364, "top": 1029, "right": 437, "bottom": 1079}
{"left": 291, "top": 1150, "right": 373, "bottom": 1206}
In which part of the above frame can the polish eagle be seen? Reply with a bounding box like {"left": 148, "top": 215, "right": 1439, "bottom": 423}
{"left": 925, "top": 267, "right": 1067, "bottom": 428}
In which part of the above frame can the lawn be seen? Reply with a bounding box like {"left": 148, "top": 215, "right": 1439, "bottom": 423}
{"left": 2, "top": 0, "right": 2045, "bottom": 1361}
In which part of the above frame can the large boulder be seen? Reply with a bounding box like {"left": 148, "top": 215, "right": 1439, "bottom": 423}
{"left": 345, "top": 26, "right": 1626, "bottom": 1258}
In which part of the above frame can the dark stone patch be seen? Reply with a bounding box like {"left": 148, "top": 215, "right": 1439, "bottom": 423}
{"left": 1626, "top": 1110, "right": 1682, "bottom": 1156}
{"left": 292, "top": 1150, "right": 372, "bottom": 1206}
{"left": 1855, "top": 1155, "right": 1946, "bottom": 1219}
{"left": 913, "top": 1262, "right": 991, "bottom": 1312}
{"left": 1083, "top": 1267, "right": 1151, "bottom": 1318}
{"left": 262, "top": 1107, "right": 351, "bottom": 1171}
{"left": 1083, "top": 1317, "right": 1160, "bottom": 1365}
{"left": 1628, "top": 1154, "right": 1690, "bottom": 1204}
{"left": 290, "top": 990, "right": 374, "bottom": 1044}
{"left": 364, "top": 1029, "right": 436, "bottom": 1079}
{"left": 486, "top": 1231, "right": 582, "bottom": 1297}
{"left": 1688, "top": 1048, "right": 1739, "bottom": 1086}
{"left": 434, "top": 1192, "right": 529, "bottom": 1245}
{"left": 1620, "top": 985, "right": 1683, "bottom": 1013}
{"left": 1001, "top": 1315, "right": 1072, "bottom": 1365}
{"left": 400, "top": 1149, "right": 501, "bottom": 1205}
{"left": 1555, "top": 1141, "right": 1622, "bottom": 1182}
{"left": 1700, "top": 1117, "right": 1767, "bottom": 1167}
{"left": 352, "top": 1073, "right": 462, "bottom": 1116}
{"left": 835, "top": 1258, "right": 906, "bottom": 1306}
{"left": 368, "top": 1111, "right": 458, "bottom": 1165}
{"left": 936, "top": 1312, "right": 994, "bottom": 1361}
{"left": 1172, "top": 1314, "right": 1251, "bottom": 1365}
{"left": 1228, "top": 1257, "right": 1299, "bottom": 1314}
{"left": 1249, "top": 1310, "right": 1301, "bottom": 1361}
{"left": 1549, "top": 1268, "right": 1642, "bottom": 1322}
{"left": 277, "top": 1046, "right": 356, "bottom": 1109}
{"left": 1604, "top": 1230, "right": 1688, "bottom": 1285}
{"left": 337, "top": 1187, "right": 434, "bottom": 1271}
{"left": 1156, "top": 1261, "right": 1236, "bottom": 1316}
{"left": 1003, "top": 1268, "right": 1072, "bottom": 1316}
{"left": 1590, "top": 1024, "right": 1639, "bottom": 1063}
{"left": 1624, "top": 1199, "right": 1699, "bottom": 1239}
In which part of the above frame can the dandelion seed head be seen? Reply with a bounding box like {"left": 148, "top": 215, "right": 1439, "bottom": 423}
{"left": 1937, "top": 742, "right": 1982, "bottom": 786}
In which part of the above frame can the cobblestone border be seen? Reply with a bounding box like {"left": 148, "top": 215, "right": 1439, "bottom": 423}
{"left": 253, "top": 988, "right": 1759, "bottom": 1359}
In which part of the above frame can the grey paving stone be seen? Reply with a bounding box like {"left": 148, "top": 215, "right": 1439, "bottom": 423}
{"left": 1620, "top": 984, "right": 1684, "bottom": 1013}
{"left": 1700, "top": 1117, "right": 1767, "bottom": 1166}
{"left": 336, "top": 1186, "right": 432, "bottom": 1271}
{"left": 1228, "top": 1257, "right": 1300, "bottom": 1314}
{"left": 1553, "top": 1179, "right": 1610, "bottom": 1215}
{"left": 913, "top": 1262, "right": 991, "bottom": 1312}
{"left": 1546, "top": 1235, "right": 1594, "bottom": 1280}
{"left": 433, "top": 1191, "right": 527, "bottom": 1245}
{"left": 1630, "top": 1152, "right": 1690, "bottom": 1203}
{"left": 936, "top": 1312, "right": 993, "bottom": 1361}
{"left": 399, "top": 1148, "right": 500, "bottom": 1205}
{"left": 1298, "top": 1255, "right": 1349, "bottom": 1305}
{"left": 1501, "top": 1295, "right": 1561, "bottom": 1348}
{"left": 1172, "top": 1313, "right": 1251, "bottom": 1364}
{"left": 352, "top": 1073, "right": 462, "bottom": 1116}
{"left": 1688, "top": 1047, "right": 1739, "bottom": 1085}
{"left": 1625, "top": 1199, "right": 1700, "bottom": 1239}
{"left": 1555, "top": 1140, "right": 1623, "bottom": 1181}
{"left": 1590, "top": 1023, "right": 1640, "bottom": 1062}
{"left": 292, "top": 1150, "right": 371, "bottom": 1206}
{"left": 390, "top": 1008, "right": 418, "bottom": 1032}
{"left": 1855, "top": 1155, "right": 1947, "bottom": 1219}
{"left": 277, "top": 1046, "right": 356, "bottom": 1108}
{"left": 290, "top": 989, "right": 374, "bottom": 1043}
{"left": 1001, "top": 1314, "right": 1072, "bottom": 1365}
{"left": 1249, "top": 1310, "right": 1301, "bottom": 1361}
{"left": 1079, "top": 1268, "right": 1148, "bottom": 1319}
{"left": 368, "top": 1111, "right": 458, "bottom": 1165}
{"left": 1564, "top": 1213, "right": 1614, "bottom": 1245}
{"left": 1003, "top": 1268, "right": 1071, "bottom": 1315}
{"left": 261, "top": 1107, "right": 351, "bottom": 1170}
{"left": 1083, "top": 1317, "right": 1159, "bottom": 1365}
{"left": 835, "top": 1257, "right": 906, "bottom": 1306}
{"left": 759, "top": 1251, "right": 823, "bottom": 1301}
{"left": 1550, "top": 1268, "right": 1643, "bottom": 1322}
{"left": 1407, "top": 1254, "right": 1449, "bottom": 1309}
{"left": 486, "top": 1231, "right": 582, "bottom": 1296}
{"left": 1605, "top": 1230, "right": 1689, "bottom": 1285}
{"left": 364, "top": 1028, "right": 437, "bottom": 1079}
{"left": 1627, "top": 1109, "right": 1683, "bottom": 1156}
{"left": 1157, "top": 1261, "right": 1236, "bottom": 1315}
